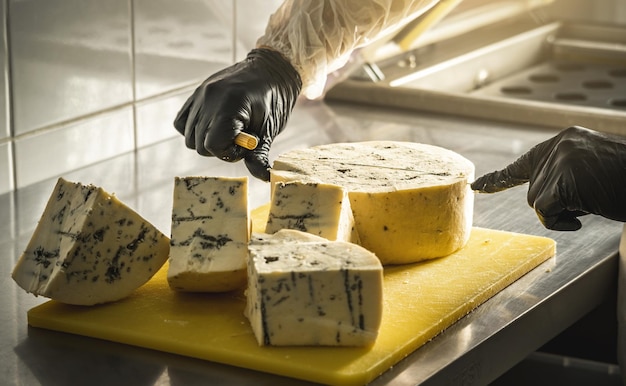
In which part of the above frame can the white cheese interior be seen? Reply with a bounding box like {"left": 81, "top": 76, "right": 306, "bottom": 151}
{"left": 11, "top": 178, "right": 170, "bottom": 305}
{"left": 245, "top": 229, "right": 383, "bottom": 347}
{"left": 167, "top": 176, "right": 249, "bottom": 292}
{"left": 271, "top": 141, "right": 475, "bottom": 264}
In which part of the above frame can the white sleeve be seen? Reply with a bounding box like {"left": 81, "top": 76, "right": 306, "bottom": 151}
{"left": 256, "top": 0, "right": 441, "bottom": 99}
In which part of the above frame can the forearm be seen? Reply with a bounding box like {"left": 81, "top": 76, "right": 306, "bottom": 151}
{"left": 257, "top": 0, "right": 440, "bottom": 98}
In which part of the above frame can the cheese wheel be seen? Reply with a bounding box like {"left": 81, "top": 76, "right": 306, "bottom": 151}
{"left": 270, "top": 141, "right": 475, "bottom": 264}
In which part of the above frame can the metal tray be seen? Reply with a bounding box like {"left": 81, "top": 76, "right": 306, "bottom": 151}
{"left": 327, "top": 20, "right": 626, "bottom": 135}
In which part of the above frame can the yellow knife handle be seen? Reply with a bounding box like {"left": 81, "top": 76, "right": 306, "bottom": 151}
{"left": 234, "top": 132, "right": 258, "bottom": 150}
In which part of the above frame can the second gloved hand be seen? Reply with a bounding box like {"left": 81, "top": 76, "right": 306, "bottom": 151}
{"left": 174, "top": 48, "right": 302, "bottom": 181}
{"left": 471, "top": 126, "right": 626, "bottom": 231}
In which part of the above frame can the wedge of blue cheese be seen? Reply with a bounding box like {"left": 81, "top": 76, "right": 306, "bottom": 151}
{"left": 271, "top": 141, "right": 475, "bottom": 264}
{"left": 167, "top": 176, "right": 250, "bottom": 292}
{"left": 11, "top": 178, "right": 170, "bottom": 306}
{"left": 245, "top": 229, "right": 383, "bottom": 346}
{"left": 265, "top": 181, "right": 359, "bottom": 243}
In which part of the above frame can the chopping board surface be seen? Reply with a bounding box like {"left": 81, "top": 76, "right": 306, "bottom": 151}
{"left": 27, "top": 205, "right": 555, "bottom": 386}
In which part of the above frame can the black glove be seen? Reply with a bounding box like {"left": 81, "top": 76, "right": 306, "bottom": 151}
{"left": 471, "top": 126, "right": 626, "bottom": 231}
{"left": 173, "top": 48, "right": 302, "bottom": 181}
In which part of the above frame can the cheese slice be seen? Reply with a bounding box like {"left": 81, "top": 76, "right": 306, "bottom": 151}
{"left": 11, "top": 178, "right": 170, "bottom": 306}
{"left": 245, "top": 229, "right": 384, "bottom": 347}
{"left": 167, "top": 176, "right": 250, "bottom": 292}
{"left": 265, "top": 181, "right": 359, "bottom": 243}
{"left": 271, "top": 141, "right": 475, "bottom": 264}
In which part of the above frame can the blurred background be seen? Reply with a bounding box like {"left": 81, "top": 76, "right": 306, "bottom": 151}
{"left": 0, "top": 0, "right": 624, "bottom": 194}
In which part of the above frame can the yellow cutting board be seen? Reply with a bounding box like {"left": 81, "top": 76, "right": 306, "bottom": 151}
{"left": 27, "top": 205, "right": 556, "bottom": 386}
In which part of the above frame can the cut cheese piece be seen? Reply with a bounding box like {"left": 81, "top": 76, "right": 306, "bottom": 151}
{"left": 271, "top": 141, "right": 475, "bottom": 264}
{"left": 265, "top": 181, "right": 359, "bottom": 243}
{"left": 245, "top": 229, "right": 384, "bottom": 347}
{"left": 11, "top": 177, "right": 170, "bottom": 306}
{"left": 167, "top": 176, "right": 250, "bottom": 292}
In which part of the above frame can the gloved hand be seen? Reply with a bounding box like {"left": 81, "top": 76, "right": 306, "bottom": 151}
{"left": 471, "top": 126, "right": 626, "bottom": 231}
{"left": 173, "top": 48, "right": 302, "bottom": 181}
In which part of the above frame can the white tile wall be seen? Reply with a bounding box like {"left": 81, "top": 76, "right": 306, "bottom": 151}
{"left": 2, "top": 0, "right": 270, "bottom": 191}
{"left": 0, "top": 0, "right": 9, "bottom": 195}
{"left": 9, "top": 0, "right": 133, "bottom": 136}
{"left": 14, "top": 107, "right": 134, "bottom": 188}
{"left": 234, "top": 0, "right": 282, "bottom": 60}
{"left": 0, "top": 0, "right": 8, "bottom": 140}
{"left": 134, "top": 0, "right": 233, "bottom": 100}
{"left": 135, "top": 91, "right": 190, "bottom": 148}
{"left": 0, "top": 142, "right": 11, "bottom": 193}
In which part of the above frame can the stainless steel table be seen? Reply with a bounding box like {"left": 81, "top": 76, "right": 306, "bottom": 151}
{"left": 1, "top": 99, "right": 621, "bottom": 385}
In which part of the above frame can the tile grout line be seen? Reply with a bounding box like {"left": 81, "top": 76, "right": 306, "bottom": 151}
{"left": 5, "top": 0, "right": 15, "bottom": 193}
{"left": 129, "top": 0, "right": 140, "bottom": 198}
{"left": 4, "top": 0, "right": 18, "bottom": 241}
{"left": 8, "top": 83, "right": 200, "bottom": 143}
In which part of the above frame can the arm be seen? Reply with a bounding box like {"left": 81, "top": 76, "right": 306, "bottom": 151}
{"left": 174, "top": 0, "right": 441, "bottom": 181}
{"left": 258, "top": 0, "right": 441, "bottom": 99}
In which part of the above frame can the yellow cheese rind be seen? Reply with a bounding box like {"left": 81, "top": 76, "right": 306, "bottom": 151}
{"left": 167, "top": 269, "right": 247, "bottom": 293}
{"left": 271, "top": 141, "right": 475, "bottom": 264}
{"left": 351, "top": 179, "right": 472, "bottom": 263}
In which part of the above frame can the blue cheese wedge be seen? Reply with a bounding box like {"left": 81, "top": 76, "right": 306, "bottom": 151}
{"left": 167, "top": 176, "right": 249, "bottom": 292}
{"left": 271, "top": 141, "right": 475, "bottom": 264}
{"left": 245, "top": 229, "right": 383, "bottom": 347}
{"left": 11, "top": 178, "right": 170, "bottom": 306}
{"left": 265, "top": 181, "right": 359, "bottom": 243}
